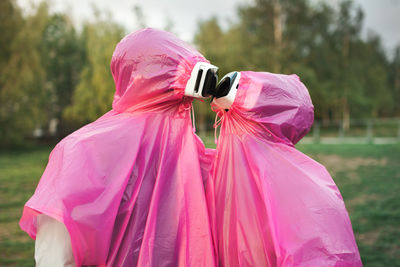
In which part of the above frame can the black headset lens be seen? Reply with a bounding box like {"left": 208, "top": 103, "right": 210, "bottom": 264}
{"left": 201, "top": 69, "right": 218, "bottom": 97}
{"left": 215, "top": 72, "right": 238, "bottom": 98}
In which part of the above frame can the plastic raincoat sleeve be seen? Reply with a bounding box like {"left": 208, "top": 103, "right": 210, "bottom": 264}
{"left": 20, "top": 113, "right": 144, "bottom": 266}
{"left": 35, "top": 215, "right": 75, "bottom": 267}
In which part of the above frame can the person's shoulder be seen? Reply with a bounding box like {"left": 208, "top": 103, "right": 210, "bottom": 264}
{"left": 70, "top": 112, "right": 143, "bottom": 138}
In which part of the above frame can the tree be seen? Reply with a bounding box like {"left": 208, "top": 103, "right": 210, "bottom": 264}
{"left": 63, "top": 11, "right": 125, "bottom": 126}
{"left": 389, "top": 46, "right": 400, "bottom": 116}
{"left": 194, "top": 0, "right": 396, "bottom": 124}
{"left": 0, "top": 1, "right": 49, "bottom": 146}
{"left": 41, "top": 13, "right": 85, "bottom": 136}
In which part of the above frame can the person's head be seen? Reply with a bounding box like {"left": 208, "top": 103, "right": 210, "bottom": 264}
{"left": 111, "top": 28, "right": 212, "bottom": 113}
{"left": 213, "top": 71, "right": 314, "bottom": 145}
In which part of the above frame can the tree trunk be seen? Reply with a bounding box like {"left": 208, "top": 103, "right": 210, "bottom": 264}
{"left": 395, "top": 68, "right": 400, "bottom": 116}
{"left": 342, "top": 96, "right": 350, "bottom": 131}
{"left": 342, "top": 32, "right": 350, "bottom": 130}
{"left": 272, "top": 0, "right": 282, "bottom": 73}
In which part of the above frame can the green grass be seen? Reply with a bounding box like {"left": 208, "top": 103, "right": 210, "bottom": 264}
{"left": 297, "top": 144, "right": 400, "bottom": 266}
{"left": 0, "top": 145, "right": 53, "bottom": 266}
{"left": 0, "top": 143, "right": 399, "bottom": 266}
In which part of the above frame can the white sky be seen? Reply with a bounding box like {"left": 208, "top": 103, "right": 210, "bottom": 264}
{"left": 18, "top": 0, "right": 400, "bottom": 55}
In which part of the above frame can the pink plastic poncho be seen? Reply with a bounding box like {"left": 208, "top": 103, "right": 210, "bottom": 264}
{"left": 19, "top": 28, "right": 216, "bottom": 267}
{"left": 208, "top": 71, "right": 362, "bottom": 266}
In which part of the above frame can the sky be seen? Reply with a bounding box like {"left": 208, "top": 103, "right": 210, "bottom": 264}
{"left": 17, "top": 0, "right": 400, "bottom": 55}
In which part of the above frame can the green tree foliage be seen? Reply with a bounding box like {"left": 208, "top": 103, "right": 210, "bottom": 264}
{"left": 41, "top": 13, "right": 85, "bottom": 135}
{"left": 63, "top": 12, "right": 124, "bottom": 126}
{"left": 0, "top": 1, "right": 49, "bottom": 146}
{"left": 1, "top": 0, "right": 398, "bottom": 146}
{"left": 194, "top": 0, "right": 397, "bottom": 123}
{"left": 0, "top": 0, "right": 22, "bottom": 71}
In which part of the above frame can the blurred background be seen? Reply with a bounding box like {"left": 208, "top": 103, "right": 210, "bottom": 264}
{"left": 0, "top": 0, "right": 399, "bottom": 265}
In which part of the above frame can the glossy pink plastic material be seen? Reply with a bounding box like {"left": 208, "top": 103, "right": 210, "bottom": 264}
{"left": 19, "top": 28, "right": 216, "bottom": 267}
{"left": 208, "top": 71, "right": 362, "bottom": 266}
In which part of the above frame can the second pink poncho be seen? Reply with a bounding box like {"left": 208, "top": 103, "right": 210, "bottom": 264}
{"left": 208, "top": 71, "right": 362, "bottom": 266}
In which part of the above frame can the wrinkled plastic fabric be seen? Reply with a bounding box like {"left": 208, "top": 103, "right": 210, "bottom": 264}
{"left": 19, "top": 28, "right": 217, "bottom": 267}
{"left": 208, "top": 71, "right": 362, "bottom": 266}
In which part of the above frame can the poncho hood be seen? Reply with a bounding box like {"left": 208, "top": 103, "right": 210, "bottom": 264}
{"left": 228, "top": 71, "right": 314, "bottom": 145}
{"left": 111, "top": 28, "right": 208, "bottom": 113}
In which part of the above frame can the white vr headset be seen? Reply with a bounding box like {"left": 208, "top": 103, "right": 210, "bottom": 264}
{"left": 184, "top": 62, "right": 240, "bottom": 110}
{"left": 184, "top": 62, "right": 219, "bottom": 98}
{"left": 212, "top": 71, "right": 241, "bottom": 110}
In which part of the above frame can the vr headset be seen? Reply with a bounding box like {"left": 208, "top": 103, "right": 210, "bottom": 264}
{"left": 212, "top": 71, "right": 241, "bottom": 110}
{"left": 184, "top": 62, "right": 218, "bottom": 98}
{"left": 184, "top": 62, "right": 240, "bottom": 110}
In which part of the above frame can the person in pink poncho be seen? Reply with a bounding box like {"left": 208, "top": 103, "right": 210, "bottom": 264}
{"left": 207, "top": 71, "right": 362, "bottom": 266}
{"left": 19, "top": 28, "right": 217, "bottom": 267}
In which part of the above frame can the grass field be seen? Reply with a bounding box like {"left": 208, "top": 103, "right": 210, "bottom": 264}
{"left": 0, "top": 143, "right": 399, "bottom": 266}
